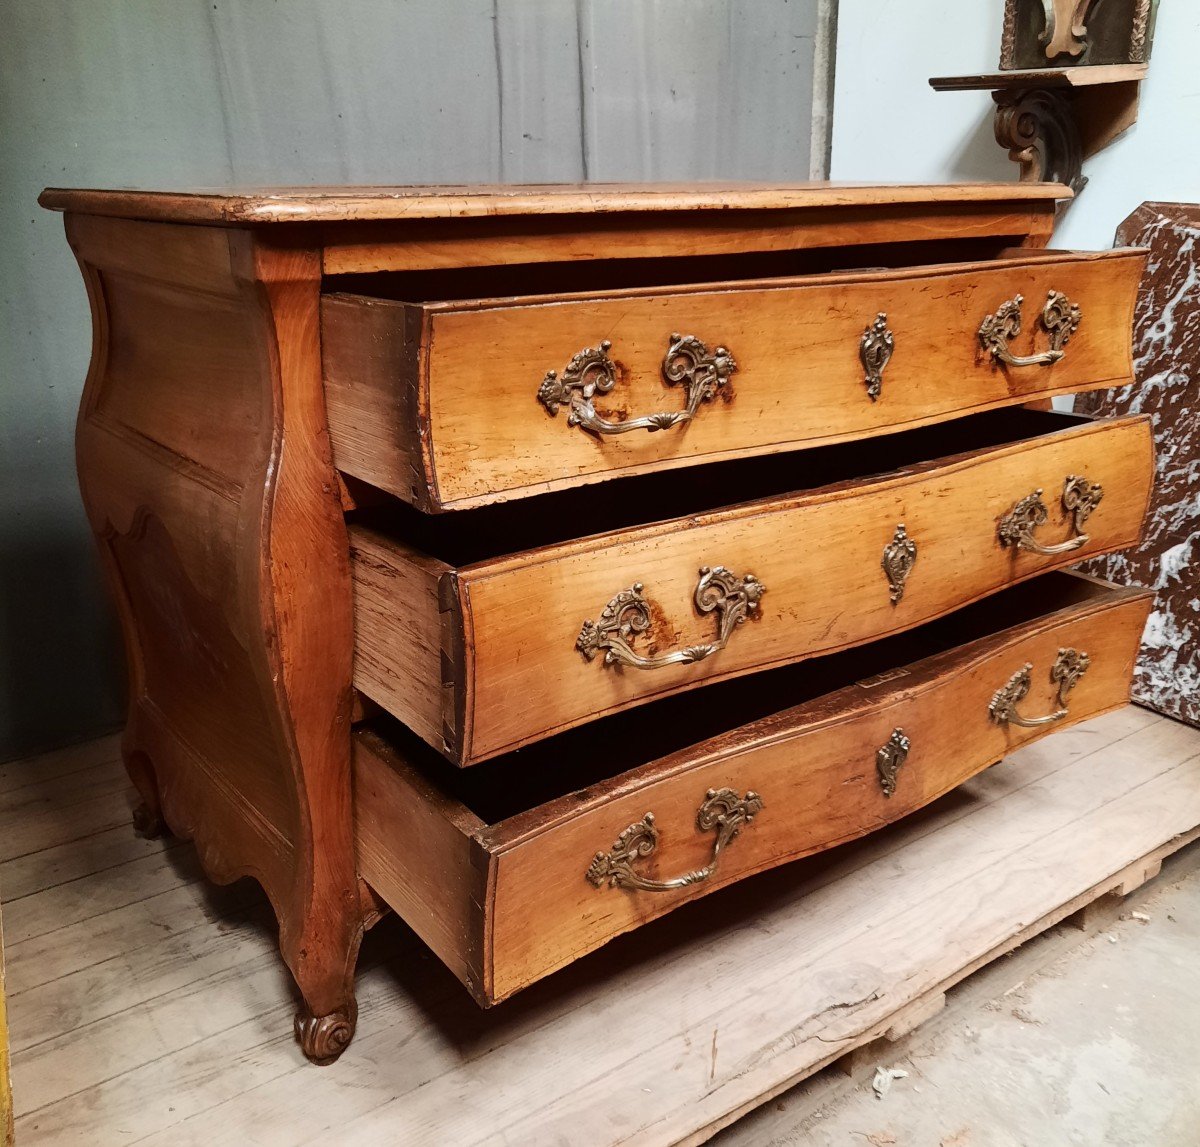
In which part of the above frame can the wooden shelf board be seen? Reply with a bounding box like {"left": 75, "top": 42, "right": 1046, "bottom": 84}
{"left": 931, "top": 63, "right": 1147, "bottom": 91}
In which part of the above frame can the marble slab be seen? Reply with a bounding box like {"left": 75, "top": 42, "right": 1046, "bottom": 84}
{"left": 1076, "top": 202, "right": 1200, "bottom": 727}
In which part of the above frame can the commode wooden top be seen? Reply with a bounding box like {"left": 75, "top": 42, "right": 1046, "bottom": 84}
{"left": 39, "top": 181, "right": 1070, "bottom": 225}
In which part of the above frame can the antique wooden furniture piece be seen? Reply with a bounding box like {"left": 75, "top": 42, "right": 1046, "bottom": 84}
{"left": 41, "top": 182, "right": 1152, "bottom": 1064}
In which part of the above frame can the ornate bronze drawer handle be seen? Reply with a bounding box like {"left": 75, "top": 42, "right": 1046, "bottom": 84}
{"left": 537, "top": 333, "right": 736, "bottom": 437}
{"left": 979, "top": 290, "right": 1081, "bottom": 367}
{"left": 998, "top": 475, "right": 1103, "bottom": 556}
{"left": 577, "top": 565, "right": 765, "bottom": 671}
{"left": 586, "top": 788, "right": 763, "bottom": 892}
{"left": 989, "top": 647, "right": 1090, "bottom": 728}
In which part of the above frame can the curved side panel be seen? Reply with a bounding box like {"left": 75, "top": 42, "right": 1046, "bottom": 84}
{"left": 66, "top": 214, "right": 361, "bottom": 1061}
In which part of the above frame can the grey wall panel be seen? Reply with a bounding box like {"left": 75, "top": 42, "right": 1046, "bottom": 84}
{"left": 495, "top": 0, "right": 589, "bottom": 182}
{"left": 579, "top": 0, "right": 819, "bottom": 180}
{"left": 205, "top": 0, "right": 504, "bottom": 183}
{"left": 0, "top": 0, "right": 825, "bottom": 760}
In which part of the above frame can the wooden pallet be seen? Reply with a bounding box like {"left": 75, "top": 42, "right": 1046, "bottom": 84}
{"left": 4, "top": 705, "right": 1200, "bottom": 1146}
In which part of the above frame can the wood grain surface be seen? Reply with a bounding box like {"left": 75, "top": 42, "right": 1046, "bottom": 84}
{"left": 354, "top": 576, "right": 1153, "bottom": 1003}
{"left": 929, "top": 64, "right": 1148, "bottom": 90}
{"left": 39, "top": 181, "right": 1070, "bottom": 224}
{"left": 352, "top": 414, "right": 1153, "bottom": 764}
{"left": 65, "top": 213, "right": 364, "bottom": 1062}
{"left": 316, "top": 201, "right": 1060, "bottom": 275}
{"left": 325, "top": 248, "right": 1143, "bottom": 508}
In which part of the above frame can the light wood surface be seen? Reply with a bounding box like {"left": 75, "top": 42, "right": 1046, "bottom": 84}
{"left": 43, "top": 182, "right": 1066, "bottom": 278}
{"left": 39, "top": 182, "right": 1071, "bottom": 224}
{"left": 930, "top": 64, "right": 1148, "bottom": 90}
{"left": 64, "top": 212, "right": 364, "bottom": 1062}
{"left": 316, "top": 202, "right": 1061, "bottom": 275}
{"left": 325, "top": 249, "right": 1143, "bottom": 508}
{"left": 352, "top": 414, "right": 1153, "bottom": 765}
{"left": 5, "top": 709, "right": 1198, "bottom": 1145}
{"left": 356, "top": 577, "right": 1152, "bottom": 1003}
{"left": 350, "top": 537, "right": 451, "bottom": 753}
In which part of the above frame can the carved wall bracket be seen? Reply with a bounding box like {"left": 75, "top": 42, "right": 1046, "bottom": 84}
{"left": 931, "top": 61, "right": 1149, "bottom": 204}
{"left": 993, "top": 87, "right": 1086, "bottom": 195}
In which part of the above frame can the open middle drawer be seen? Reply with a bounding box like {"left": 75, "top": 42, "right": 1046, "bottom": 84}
{"left": 350, "top": 409, "right": 1152, "bottom": 766}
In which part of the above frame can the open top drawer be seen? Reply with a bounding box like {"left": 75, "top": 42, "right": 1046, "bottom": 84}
{"left": 354, "top": 573, "right": 1154, "bottom": 1005}
{"left": 349, "top": 409, "right": 1152, "bottom": 766}
{"left": 324, "top": 247, "right": 1144, "bottom": 510}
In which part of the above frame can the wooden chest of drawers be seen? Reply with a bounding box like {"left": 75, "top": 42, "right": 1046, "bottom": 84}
{"left": 41, "top": 182, "right": 1153, "bottom": 1065}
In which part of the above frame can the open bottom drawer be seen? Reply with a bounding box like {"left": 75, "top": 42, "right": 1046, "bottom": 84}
{"left": 354, "top": 573, "right": 1152, "bottom": 1005}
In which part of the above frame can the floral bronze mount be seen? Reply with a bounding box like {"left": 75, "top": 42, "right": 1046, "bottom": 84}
{"left": 931, "top": 0, "right": 1157, "bottom": 198}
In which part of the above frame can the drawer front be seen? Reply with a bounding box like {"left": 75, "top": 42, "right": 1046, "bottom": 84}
{"left": 415, "top": 415, "right": 1150, "bottom": 763}
{"left": 482, "top": 584, "right": 1152, "bottom": 1001}
{"left": 325, "top": 250, "right": 1143, "bottom": 510}
{"left": 353, "top": 580, "right": 1153, "bottom": 1005}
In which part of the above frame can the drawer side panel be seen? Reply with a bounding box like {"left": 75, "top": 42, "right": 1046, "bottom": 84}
{"left": 351, "top": 529, "right": 454, "bottom": 753}
{"left": 323, "top": 296, "right": 435, "bottom": 508}
{"left": 353, "top": 731, "right": 487, "bottom": 996}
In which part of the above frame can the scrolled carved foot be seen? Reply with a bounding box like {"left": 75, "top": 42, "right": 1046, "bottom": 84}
{"left": 294, "top": 1002, "right": 357, "bottom": 1065}
{"left": 132, "top": 800, "right": 166, "bottom": 839}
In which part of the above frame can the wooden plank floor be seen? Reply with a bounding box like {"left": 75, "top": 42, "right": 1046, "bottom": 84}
{"left": 3, "top": 707, "right": 1199, "bottom": 1146}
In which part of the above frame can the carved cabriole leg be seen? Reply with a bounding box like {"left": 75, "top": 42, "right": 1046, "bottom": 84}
{"left": 238, "top": 234, "right": 363, "bottom": 1064}
{"left": 65, "top": 214, "right": 363, "bottom": 1064}
{"left": 992, "top": 88, "right": 1087, "bottom": 197}
{"left": 126, "top": 749, "right": 167, "bottom": 838}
